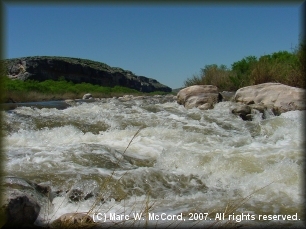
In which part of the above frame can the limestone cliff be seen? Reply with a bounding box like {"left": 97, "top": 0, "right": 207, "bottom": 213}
{"left": 4, "top": 56, "right": 172, "bottom": 93}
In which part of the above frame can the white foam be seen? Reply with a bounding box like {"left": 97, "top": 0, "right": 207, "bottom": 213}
{"left": 3, "top": 99, "right": 304, "bottom": 227}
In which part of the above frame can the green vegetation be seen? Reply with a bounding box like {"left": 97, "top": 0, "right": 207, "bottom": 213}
{"left": 184, "top": 41, "right": 305, "bottom": 90}
{"left": 3, "top": 77, "right": 169, "bottom": 102}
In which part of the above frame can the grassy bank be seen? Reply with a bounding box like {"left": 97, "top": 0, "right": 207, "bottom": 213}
{"left": 184, "top": 41, "right": 305, "bottom": 90}
{"left": 3, "top": 77, "right": 171, "bottom": 103}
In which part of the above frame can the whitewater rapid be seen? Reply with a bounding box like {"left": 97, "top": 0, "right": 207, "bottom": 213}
{"left": 2, "top": 96, "right": 305, "bottom": 227}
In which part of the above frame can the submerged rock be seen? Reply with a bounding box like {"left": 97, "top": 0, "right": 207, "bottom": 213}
{"left": 82, "top": 93, "right": 93, "bottom": 100}
{"left": 67, "top": 180, "right": 99, "bottom": 202}
{"left": 1, "top": 189, "right": 41, "bottom": 228}
{"left": 177, "top": 85, "right": 222, "bottom": 110}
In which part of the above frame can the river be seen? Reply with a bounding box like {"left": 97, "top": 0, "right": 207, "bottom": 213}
{"left": 2, "top": 95, "right": 305, "bottom": 228}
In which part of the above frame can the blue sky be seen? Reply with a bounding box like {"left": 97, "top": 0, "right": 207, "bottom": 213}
{"left": 4, "top": 3, "right": 302, "bottom": 89}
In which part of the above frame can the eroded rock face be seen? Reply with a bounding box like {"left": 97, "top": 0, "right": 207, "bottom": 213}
{"left": 234, "top": 83, "right": 305, "bottom": 115}
{"left": 3, "top": 56, "right": 172, "bottom": 93}
{"left": 177, "top": 85, "right": 222, "bottom": 110}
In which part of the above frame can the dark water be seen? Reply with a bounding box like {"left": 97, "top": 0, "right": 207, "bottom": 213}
{"left": 1, "top": 100, "right": 71, "bottom": 111}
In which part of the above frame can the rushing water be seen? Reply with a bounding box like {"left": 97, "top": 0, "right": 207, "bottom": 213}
{"left": 2, "top": 95, "right": 305, "bottom": 228}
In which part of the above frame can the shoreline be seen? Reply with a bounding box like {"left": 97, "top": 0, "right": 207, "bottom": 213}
{"left": 1, "top": 94, "right": 178, "bottom": 111}
{"left": 3, "top": 91, "right": 175, "bottom": 104}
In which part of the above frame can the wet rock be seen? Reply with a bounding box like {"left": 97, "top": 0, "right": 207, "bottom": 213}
{"left": 64, "top": 99, "right": 76, "bottom": 106}
{"left": 49, "top": 213, "right": 94, "bottom": 229}
{"left": 231, "top": 104, "right": 252, "bottom": 121}
{"left": 198, "top": 103, "right": 213, "bottom": 110}
{"left": 123, "top": 94, "right": 134, "bottom": 99}
{"left": 248, "top": 103, "right": 266, "bottom": 113}
{"left": 133, "top": 96, "right": 145, "bottom": 100}
{"left": 1, "top": 176, "right": 52, "bottom": 228}
{"left": 68, "top": 189, "right": 94, "bottom": 202}
{"left": 1, "top": 189, "right": 41, "bottom": 228}
{"left": 234, "top": 83, "right": 305, "bottom": 115}
{"left": 118, "top": 95, "right": 133, "bottom": 101}
{"left": 177, "top": 85, "right": 222, "bottom": 110}
{"left": 82, "top": 93, "right": 93, "bottom": 100}
{"left": 67, "top": 180, "right": 99, "bottom": 202}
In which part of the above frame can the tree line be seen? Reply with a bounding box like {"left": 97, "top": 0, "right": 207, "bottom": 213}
{"left": 184, "top": 41, "right": 305, "bottom": 90}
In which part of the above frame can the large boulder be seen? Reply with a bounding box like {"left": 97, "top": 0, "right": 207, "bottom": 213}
{"left": 177, "top": 85, "right": 222, "bottom": 110}
{"left": 1, "top": 176, "right": 53, "bottom": 228}
{"left": 234, "top": 83, "right": 305, "bottom": 115}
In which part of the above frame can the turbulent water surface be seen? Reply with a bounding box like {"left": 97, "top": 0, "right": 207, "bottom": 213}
{"left": 2, "top": 95, "right": 305, "bottom": 228}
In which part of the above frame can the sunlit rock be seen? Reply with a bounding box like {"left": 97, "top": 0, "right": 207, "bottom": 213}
{"left": 177, "top": 85, "right": 222, "bottom": 110}
{"left": 234, "top": 83, "right": 305, "bottom": 115}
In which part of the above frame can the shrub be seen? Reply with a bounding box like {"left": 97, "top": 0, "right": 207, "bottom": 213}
{"left": 230, "top": 56, "right": 257, "bottom": 88}
{"left": 184, "top": 64, "right": 233, "bottom": 91}
{"left": 184, "top": 44, "right": 305, "bottom": 90}
{"left": 3, "top": 77, "right": 170, "bottom": 102}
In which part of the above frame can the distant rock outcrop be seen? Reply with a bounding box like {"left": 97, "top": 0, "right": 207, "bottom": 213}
{"left": 3, "top": 56, "right": 172, "bottom": 93}
{"left": 177, "top": 85, "right": 222, "bottom": 110}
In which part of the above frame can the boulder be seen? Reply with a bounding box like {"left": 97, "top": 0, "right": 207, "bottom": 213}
{"left": 1, "top": 176, "right": 53, "bottom": 228}
{"left": 177, "top": 85, "right": 222, "bottom": 110}
{"left": 234, "top": 83, "right": 305, "bottom": 115}
{"left": 82, "top": 93, "right": 93, "bottom": 100}
{"left": 1, "top": 189, "right": 40, "bottom": 228}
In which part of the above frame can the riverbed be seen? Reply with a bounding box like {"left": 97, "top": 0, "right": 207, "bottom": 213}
{"left": 2, "top": 95, "right": 305, "bottom": 228}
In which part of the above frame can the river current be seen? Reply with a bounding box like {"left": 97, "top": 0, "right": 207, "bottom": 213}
{"left": 2, "top": 95, "right": 305, "bottom": 228}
